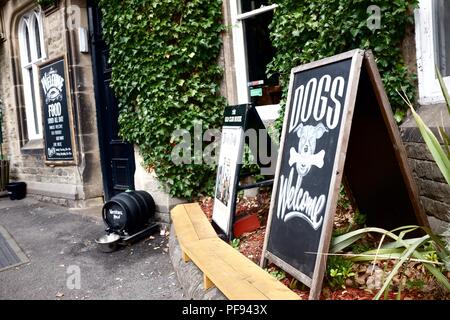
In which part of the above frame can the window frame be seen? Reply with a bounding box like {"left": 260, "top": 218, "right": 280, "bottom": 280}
{"left": 415, "top": 0, "right": 450, "bottom": 105}
{"left": 18, "top": 8, "right": 46, "bottom": 141}
{"left": 229, "top": 1, "right": 278, "bottom": 105}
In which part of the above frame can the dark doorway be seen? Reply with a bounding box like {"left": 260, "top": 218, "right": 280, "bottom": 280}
{"left": 88, "top": 1, "right": 135, "bottom": 200}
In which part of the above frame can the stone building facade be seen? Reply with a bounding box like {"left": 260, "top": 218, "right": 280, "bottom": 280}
{"left": 0, "top": 0, "right": 179, "bottom": 222}
{"left": 0, "top": 0, "right": 449, "bottom": 229}
{"left": 0, "top": 0, "right": 104, "bottom": 208}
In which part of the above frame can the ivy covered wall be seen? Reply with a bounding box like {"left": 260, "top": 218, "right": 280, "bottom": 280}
{"left": 268, "top": 0, "right": 418, "bottom": 124}
{"left": 98, "top": 0, "right": 226, "bottom": 199}
{"left": 98, "top": 0, "right": 418, "bottom": 200}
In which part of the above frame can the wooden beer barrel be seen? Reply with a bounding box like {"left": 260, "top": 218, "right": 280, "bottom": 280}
{"left": 102, "top": 190, "right": 155, "bottom": 234}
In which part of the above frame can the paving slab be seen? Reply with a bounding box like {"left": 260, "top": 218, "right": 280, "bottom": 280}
{"left": 0, "top": 197, "right": 184, "bottom": 300}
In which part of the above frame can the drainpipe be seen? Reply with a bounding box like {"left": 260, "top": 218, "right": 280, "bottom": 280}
{"left": 64, "top": 0, "right": 85, "bottom": 188}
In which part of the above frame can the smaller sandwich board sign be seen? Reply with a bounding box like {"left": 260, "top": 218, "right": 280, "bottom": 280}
{"left": 212, "top": 105, "right": 247, "bottom": 237}
{"left": 261, "top": 49, "right": 427, "bottom": 300}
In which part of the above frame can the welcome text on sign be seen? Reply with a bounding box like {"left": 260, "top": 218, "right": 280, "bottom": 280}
{"left": 289, "top": 74, "right": 345, "bottom": 133}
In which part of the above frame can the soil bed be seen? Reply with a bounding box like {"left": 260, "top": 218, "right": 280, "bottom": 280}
{"left": 197, "top": 189, "right": 450, "bottom": 300}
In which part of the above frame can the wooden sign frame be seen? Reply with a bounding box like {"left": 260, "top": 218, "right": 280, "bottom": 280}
{"left": 38, "top": 55, "right": 78, "bottom": 166}
{"left": 261, "top": 49, "right": 428, "bottom": 300}
{"left": 212, "top": 104, "right": 278, "bottom": 239}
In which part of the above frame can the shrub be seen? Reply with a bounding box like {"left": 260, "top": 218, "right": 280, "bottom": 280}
{"left": 98, "top": 0, "right": 226, "bottom": 198}
{"left": 269, "top": 0, "right": 418, "bottom": 130}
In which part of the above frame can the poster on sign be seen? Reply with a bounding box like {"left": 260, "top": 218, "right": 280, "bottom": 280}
{"left": 38, "top": 56, "right": 76, "bottom": 164}
{"left": 212, "top": 105, "right": 247, "bottom": 236}
{"left": 261, "top": 50, "right": 427, "bottom": 300}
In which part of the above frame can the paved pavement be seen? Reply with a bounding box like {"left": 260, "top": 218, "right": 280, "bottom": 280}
{"left": 0, "top": 196, "right": 184, "bottom": 300}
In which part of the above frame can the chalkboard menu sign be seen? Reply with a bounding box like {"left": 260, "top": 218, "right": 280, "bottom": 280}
{"left": 212, "top": 104, "right": 248, "bottom": 236}
{"left": 39, "top": 57, "right": 75, "bottom": 163}
{"left": 262, "top": 50, "right": 364, "bottom": 299}
{"left": 261, "top": 50, "right": 428, "bottom": 299}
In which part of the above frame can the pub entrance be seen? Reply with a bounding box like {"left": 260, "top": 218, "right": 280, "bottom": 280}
{"left": 88, "top": 1, "right": 135, "bottom": 200}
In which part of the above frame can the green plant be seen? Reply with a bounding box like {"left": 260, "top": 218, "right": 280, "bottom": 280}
{"left": 269, "top": 0, "right": 418, "bottom": 132}
{"left": 264, "top": 266, "right": 286, "bottom": 281}
{"left": 98, "top": 0, "right": 226, "bottom": 199}
{"left": 350, "top": 241, "right": 372, "bottom": 254}
{"left": 398, "top": 70, "right": 450, "bottom": 185}
{"left": 288, "top": 278, "right": 298, "bottom": 290}
{"left": 399, "top": 68, "right": 450, "bottom": 272}
{"left": 353, "top": 210, "right": 367, "bottom": 226}
{"left": 337, "top": 185, "right": 351, "bottom": 210}
{"left": 270, "top": 269, "right": 286, "bottom": 281}
{"left": 406, "top": 278, "right": 425, "bottom": 290}
{"left": 330, "top": 225, "right": 450, "bottom": 299}
{"left": 36, "top": 0, "right": 57, "bottom": 7}
{"left": 326, "top": 256, "right": 356, "bottom": 289}
{"left": 231, "top": 238, "right": 240, "bottom": 250}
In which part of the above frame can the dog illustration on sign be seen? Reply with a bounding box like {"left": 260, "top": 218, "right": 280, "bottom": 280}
{"left": 289, "top": 123, "right": 328, "bottom": 177}
{"left": 276, "top": 122, "right": 328, "bottom": 229}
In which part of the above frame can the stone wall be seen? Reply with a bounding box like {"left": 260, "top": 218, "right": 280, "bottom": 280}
{"left": 0, "top": 34, "right": 9, "bottom": 160}
{"left": 400, "top": 104, "right": 450, "bottom": 232}
{"left": 133, "top": 146, "right": 186, "bottom": 223}
{"left": 399, "top": 20, "right": 449, "bottom": 232}
{"left": 0, "top": 0, "right": 103, "bottom": 208}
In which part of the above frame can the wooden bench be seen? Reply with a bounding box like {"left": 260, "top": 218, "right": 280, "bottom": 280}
{"left": 171, "top": 203, "right": 300, "bottom": 300}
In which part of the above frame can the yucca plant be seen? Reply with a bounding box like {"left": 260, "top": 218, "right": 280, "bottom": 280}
{"left": 398, "top": 68, "right": 450, "bottom": 271}
{"left": 397, "top": 68, "right": 450, "bottom": 184}
{"left": 328, "top": 70, "right": 450, "bottom": 300}
{"left": 330, "top": 225, "right": 450, "bottom": 300}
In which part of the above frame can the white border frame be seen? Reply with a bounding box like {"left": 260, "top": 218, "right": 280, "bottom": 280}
{"left": 18, "top": 8, "right": 46, "bottom": 141}
{"left": 229, "top": 1, "right": 279, "bottom": 110}
{"left": 415, "top": 0, "right": 450, "bottom": 104}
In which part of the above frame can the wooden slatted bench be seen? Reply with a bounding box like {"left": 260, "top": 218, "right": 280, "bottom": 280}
{"left": 171, "top": 203, "right": 218, "bottom": 262}
{"left": 171, "top": 203, "right": 300, "bottom": 300}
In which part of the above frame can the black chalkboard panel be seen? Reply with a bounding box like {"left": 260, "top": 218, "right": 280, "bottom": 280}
{"left": 262, "top": 50, "right": 428, "bottom": 300}
{"left": 39, "top": 57, "right": 75, "bottom": 162}
{"left": 262, "top": 50, "right": 365, "bottom": 298}
{"left": 266, "top": 57, "right": 352, "bottom": 278}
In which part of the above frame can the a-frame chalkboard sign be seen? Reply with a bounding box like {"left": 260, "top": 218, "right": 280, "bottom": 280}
{"left": 261, "top": 50, "right": 428, "bottom": 300}
{"left": 212, "top": 104, "right": 277, "bottom": 240}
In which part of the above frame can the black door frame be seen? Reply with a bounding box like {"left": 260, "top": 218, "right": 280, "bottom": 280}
{"left": 87, "top": 0, "right": 135, "bottom": 201}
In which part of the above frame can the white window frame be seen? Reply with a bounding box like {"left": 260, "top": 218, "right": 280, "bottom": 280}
{"left": 415, "top": 0, "right": 450, "bottom": 105}
{"left": 18, "top": 8, "right": 46, "bottom": 141}
{"left": 229, "top": 1, "right": 281, "bottom": 120}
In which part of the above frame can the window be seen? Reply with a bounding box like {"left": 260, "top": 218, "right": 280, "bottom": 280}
{"left": 230, "top": 1, "right": 281, "bottom": 115}
{"left": 18, "top": 9, "right": 45, "bottom": 140}
{"left": 415, "top": 0, "right": 450, "bottom": 104}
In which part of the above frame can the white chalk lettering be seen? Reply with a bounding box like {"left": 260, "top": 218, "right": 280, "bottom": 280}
{"left": 289, "top": 74, "right": 346, "bottom": 132}
{"left": 277, "top": 168, "right": 325, "bottom": 230}
{"left": 48, "top": 102, "right": 62, "bottom": 117}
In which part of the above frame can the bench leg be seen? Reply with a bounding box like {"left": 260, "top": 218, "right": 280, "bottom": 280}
{"left": 182, "top": 250, "right": 191, "bottom": 263}
{"left": 203, "top": 274, "right": 215, "bottom": 290}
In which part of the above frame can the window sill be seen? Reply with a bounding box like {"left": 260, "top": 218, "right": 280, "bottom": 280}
{"left": 21, "top": 139, "right": 44, "bottom": 151}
